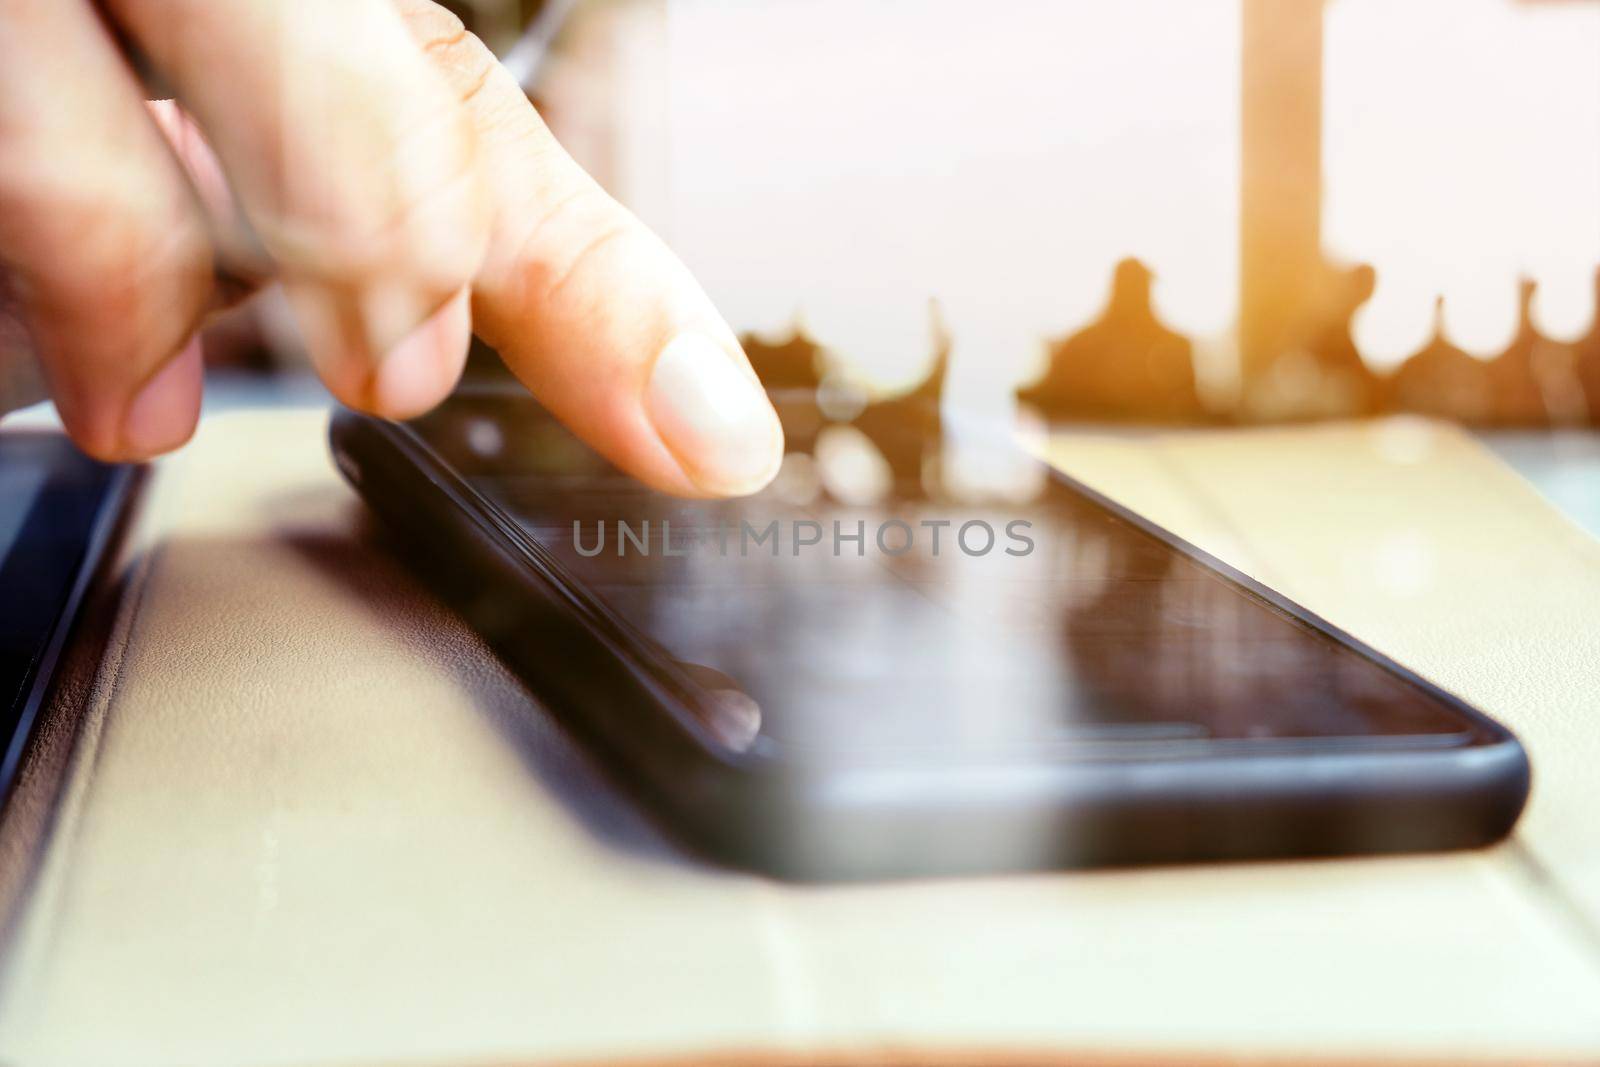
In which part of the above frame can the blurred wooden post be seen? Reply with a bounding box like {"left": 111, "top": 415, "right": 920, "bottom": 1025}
{"left": 1240, "top": 0, "right": 1326, "bottom": 382}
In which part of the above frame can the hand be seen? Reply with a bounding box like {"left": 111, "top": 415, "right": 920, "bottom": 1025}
{"left": 0, "top": 0, "right": 784, "bottom": 497}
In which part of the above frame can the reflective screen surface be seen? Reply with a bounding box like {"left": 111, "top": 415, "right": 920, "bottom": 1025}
{"left": 413, "top": 394, "right": 1476, "bottom": 760}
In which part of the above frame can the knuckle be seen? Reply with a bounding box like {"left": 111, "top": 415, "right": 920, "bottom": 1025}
{"left": 394, "top": 0, "right": 468, "bottom": 45}
{"left": 400, "top": 3, "right": 499, "bottom": 105}
{"left": 435, "top": 35, "right": 500, "bottom": 106}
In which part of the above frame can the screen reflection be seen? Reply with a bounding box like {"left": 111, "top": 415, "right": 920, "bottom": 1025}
{"left": 415, "top": 389, "right": 1471, "bottom": 761}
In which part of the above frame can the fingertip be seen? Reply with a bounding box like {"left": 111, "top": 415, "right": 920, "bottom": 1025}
{"left": 288, "top": 283, "right": 471, "bottom": 420}
{"left": 116, "top": 335, "right": 205, "bottom": 461}
{"left": 370, "top": 287, "right": 472, "bottom": 419}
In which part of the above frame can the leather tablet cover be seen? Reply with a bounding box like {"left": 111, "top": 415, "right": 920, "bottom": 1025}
{"left": 1, "top": 410, "right": 1597, "bottom": 1066}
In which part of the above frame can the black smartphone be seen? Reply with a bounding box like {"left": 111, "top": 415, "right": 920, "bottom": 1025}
{"left": 1, "top": 432, "right": 140, "bottom": 809}
{"left": 330, "top": 384, "right": 1528, "bottom": 880}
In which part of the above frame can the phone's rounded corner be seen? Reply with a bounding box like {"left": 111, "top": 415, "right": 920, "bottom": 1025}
{"left": 1475, "top": 732, "right": 1533, "bottom": 847}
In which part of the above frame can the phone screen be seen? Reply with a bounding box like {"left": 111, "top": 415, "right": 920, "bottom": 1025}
{"left": 409, "top": 391, "right": 1477, "bottom": 759}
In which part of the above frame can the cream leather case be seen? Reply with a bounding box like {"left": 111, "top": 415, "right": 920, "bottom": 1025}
{"left": 1, "top": 409, "right": 1598, "bottom": 1067}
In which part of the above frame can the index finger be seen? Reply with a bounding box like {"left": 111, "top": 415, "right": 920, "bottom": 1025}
{"left": 397, "top": 1, "right": 783, "bottom": 498}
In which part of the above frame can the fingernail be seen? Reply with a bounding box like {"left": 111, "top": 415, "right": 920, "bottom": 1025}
{"left": 646, "top": 332, "right": 784, "bottom": 495}
{"left": 372, "top": 289, "right": 471, "bottom": 418}
{"left": 122, "top": 337, "right": 204, "bottom": 458}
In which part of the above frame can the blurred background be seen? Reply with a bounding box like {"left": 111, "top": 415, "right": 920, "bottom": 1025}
{"left": 221, "top": 0, "right": 1600, "bottom": 431}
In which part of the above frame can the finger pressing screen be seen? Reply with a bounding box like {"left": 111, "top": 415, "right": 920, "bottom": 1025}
{"left": 0, "top": 0, "right": 213, "bottom": 460}
{"left": 106, "top": 0, "right": 491, "bottom": 418}
{"left": 395, "top": 0, "right": 784, "bottom": 498}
